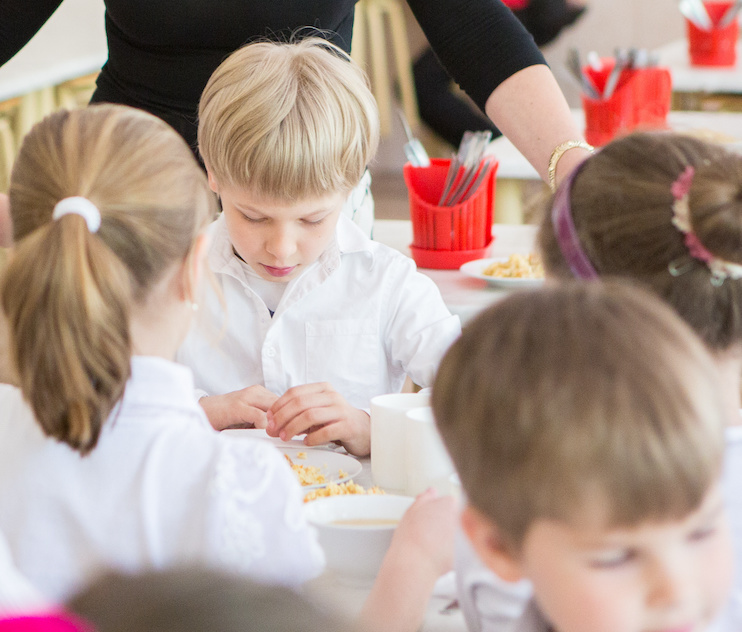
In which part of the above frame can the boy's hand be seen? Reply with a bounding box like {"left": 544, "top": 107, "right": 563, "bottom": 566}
{"left": 265, "top": 382, "right": 370, "bottom": 456}
{"left": 199, "top": 386, "right": 279, "bottom": 431}
{"left": 390, "top": 488, "right": 457, "bottom": 578}
{"left": 359, "top": 489, "right": 458, "bottom": 632}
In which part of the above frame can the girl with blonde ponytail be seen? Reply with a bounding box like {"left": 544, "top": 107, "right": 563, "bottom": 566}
{"left": 0, "top": 105, "right": 325, "bottom": 601}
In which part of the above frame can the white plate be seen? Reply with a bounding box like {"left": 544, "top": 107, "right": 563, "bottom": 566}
{"left": 221, "top": 427, "right": 308, "bottom": 448}
{"left": 460, "top": 257, "right": 545, "bottom": 288}
{"left": 278, "top": 447, "right": 363, "bottom": 490}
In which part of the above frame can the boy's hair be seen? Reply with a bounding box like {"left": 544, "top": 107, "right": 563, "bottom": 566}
{"left": 198, "top": 36, "right": 380, "bottom": 199}
{"left": 2, "top": 105, "right": 217, "bottom": 454}
{"left": 67, "top": 568, "right": 347, "bottom": 632}
{"left": 433, "top": 281, "right": 725, "bottom": 550}
{"left": 539, "top": 131, "right": 742, "bottom": 351}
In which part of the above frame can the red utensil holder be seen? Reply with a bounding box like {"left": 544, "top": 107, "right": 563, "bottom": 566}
{"left": 582, "top": 59, "right": 672, "bottom": 147}
{"left": 686, "top": 1, "right": 739, "bottom": 67}
{"left": 403, "top": 158, "right": 497, "bottom": 269}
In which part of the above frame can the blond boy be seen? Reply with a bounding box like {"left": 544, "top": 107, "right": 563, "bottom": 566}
{"left": 177, "top": 38, "right": 460, "bottom": 456}
{"left": 433, "top": 282, "right": 734, "bottom": 632}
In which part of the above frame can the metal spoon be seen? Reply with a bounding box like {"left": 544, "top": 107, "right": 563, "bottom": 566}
{"left": 679, "top": 0, "right": 713, "bottom": 30}
{"left": 397, "top": 109, "right": 430, "bottom": 168}
{"left": 567, "top": 48, "right": 601, "bottom": 99}
{"left": 439, "top": 132, "right": 474, "bottom": 206}
{"left": 602, "top": 49, "right": 630, "bottom": 100}
{"left": 460, "top": 158, "right": 494, "bottom": 203}
{"left": 719, "top": 0, "right": 742, "bottom": 27}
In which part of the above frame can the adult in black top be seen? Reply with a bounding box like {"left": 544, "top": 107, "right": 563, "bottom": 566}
{"left": 0, "top": 0, "right": 589, "bottom": 185}
{"left": 413, "top": 0, "right": 587, "bottom": 148}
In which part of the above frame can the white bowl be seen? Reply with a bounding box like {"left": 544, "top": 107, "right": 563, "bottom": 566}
{"left": 304, "top": 494, "right": 414, "bottom": 585}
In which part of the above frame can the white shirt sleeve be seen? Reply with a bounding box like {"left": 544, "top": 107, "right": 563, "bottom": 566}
{"left": 382, "top": 258, "right": 461, "bottom": 388}
{"left": 203, "top": 437, "right": 325, "bottom": 585}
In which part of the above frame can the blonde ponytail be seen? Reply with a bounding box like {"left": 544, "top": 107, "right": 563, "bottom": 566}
{"left": 1, "top": 105, "right": 216, "bottom": 453}
{"left": 2, "top": 215, "right": 132, "bottom": 452}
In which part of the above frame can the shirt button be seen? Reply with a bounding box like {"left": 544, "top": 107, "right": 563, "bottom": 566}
{"left": 265, "top": 347, "right": 276, "bottom": 358}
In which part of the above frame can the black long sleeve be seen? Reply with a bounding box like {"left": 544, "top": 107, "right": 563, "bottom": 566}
{"left": 0, "top": 0, "right": 546, "bottom": 150}
{"left": 407, "top": 0, "right": 546, "bottom": 113}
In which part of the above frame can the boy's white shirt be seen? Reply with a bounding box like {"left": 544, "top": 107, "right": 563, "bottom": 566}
{"left": 177, "top": 213, "right": 461, "bottom": 408}
{"left": 0, "top": 357, "right": 324, "bottom": 603}
{"left": 455, "top": 423, "right": 742, "bottom": 632}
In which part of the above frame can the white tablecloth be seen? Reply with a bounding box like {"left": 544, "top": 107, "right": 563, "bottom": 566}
{"left": 373, "top": 219, "right": 538, "bottom": 324}
{"left": 655, "top": 38, "right": 742, "bottom": 94}
{"left": 303, "top": 453, "right": 466, "bottom": 632}
{"left": 485, "top": 108, "right": 742, "bottom": 181}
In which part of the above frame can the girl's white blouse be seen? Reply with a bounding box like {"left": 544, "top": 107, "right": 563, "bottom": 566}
{"left": 0, "top": 356, "right": 324, "bottom": 602}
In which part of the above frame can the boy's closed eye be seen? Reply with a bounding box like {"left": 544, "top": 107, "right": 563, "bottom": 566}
{"left": 587, "top": 548, "right": 636, "bottom": 570}
{"left": 301, "top": 215, "right": 327, "bottom": 225}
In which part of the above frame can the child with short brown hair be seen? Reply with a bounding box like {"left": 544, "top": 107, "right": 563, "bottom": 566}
{"left": 433, "top": 281, "right": 734, "bottom": 632}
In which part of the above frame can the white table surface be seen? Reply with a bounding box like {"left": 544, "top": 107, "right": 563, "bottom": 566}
{"left": 224, "top": 428, "right": 466, "bottom": 629}
{"left": 655, "top": 38, "right": 742, "bottom": 93}
{"left": 302, "top": 451, "right": 466, "bottom": 632}
{"left": 0, "top": 0, "right": 107, "bottom": 101}
{"left": 372, "top": 219, "right": 539, "bottom": 324}
{"left": 486, "top": 108, "right": 742, "bottom": 181}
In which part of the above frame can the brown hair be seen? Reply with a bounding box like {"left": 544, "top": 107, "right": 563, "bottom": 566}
{"left": 1, "top": 105, "right": 217, "bottom": 454}
{"left": 198, "top": 36, "right": 380, "bottom": 199}
{"left": 67, "top": 568, "right": 348, "bottom": 632}
{"left": 432, "top": 281, "right": 725, "bottom": 550}
{"left": 539, "top": 131, "right": 742, "bottom": 351}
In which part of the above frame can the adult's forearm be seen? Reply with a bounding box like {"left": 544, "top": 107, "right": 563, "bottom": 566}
{"left": 484, "top": 64, "right": 591, "bottom": 186}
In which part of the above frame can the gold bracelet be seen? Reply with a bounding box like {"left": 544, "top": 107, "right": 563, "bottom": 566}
{"left": 548, "top": 140, "right": 594, "bottom": 192}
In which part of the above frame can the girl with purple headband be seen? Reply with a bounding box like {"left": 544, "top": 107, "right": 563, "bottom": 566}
{"left": 539, "top": 130, "right": 742, "bottom": 403}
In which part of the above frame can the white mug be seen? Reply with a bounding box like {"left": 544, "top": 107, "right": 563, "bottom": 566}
{"left": 404, "top": 406, "right": 455, "bottom": 496}
{"left": 370, "top": 392, "right": 430, "bottom": 493}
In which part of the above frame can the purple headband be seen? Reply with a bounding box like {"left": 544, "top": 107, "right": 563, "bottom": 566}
{"left": 550, "top": 158, "right": 598, "bottom": 280}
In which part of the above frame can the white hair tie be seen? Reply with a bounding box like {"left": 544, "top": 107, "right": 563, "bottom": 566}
{"left": 52, "top": 197, "right": 102, "bottom": 233}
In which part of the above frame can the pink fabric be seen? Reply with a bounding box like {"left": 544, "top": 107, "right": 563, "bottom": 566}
{"left": 670, "top": 166, "right": 717, "bottom": 264}
{"left": 0, "top": 615, "right": 93, "bottom": 632}
{"left": 671, "top": 166, "right": 695, "bottom": 200}
{"left": 502, "top": 0, "right": 530, "bottom": 8}
{"left": 684, "top": 232, "right": 716, "bottom": 265}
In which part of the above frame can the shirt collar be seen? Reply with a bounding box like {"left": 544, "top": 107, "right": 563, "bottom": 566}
{"left": 116, "top": 356, "right": 205, "bottom": 418}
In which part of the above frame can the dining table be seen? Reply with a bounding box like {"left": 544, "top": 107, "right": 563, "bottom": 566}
{"left": 372, "top": 219, "right": 539, "bottom": 324}
{"left": 301, "top": 452, "right": 468, "bottom": 632}
{"left": 485, "top": 108, "right": 742, "bottom": 223}
{"left": 654, "top": 38, "right": 742, "bottom": 111}
{"left": 221, "top": 425, "right": 467, "bottom": 630}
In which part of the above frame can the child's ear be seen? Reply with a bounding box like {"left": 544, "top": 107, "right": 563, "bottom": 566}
{"left": 461, "top": 504, "right": 525, "bottom": 583}
{"left": 206, "top": 168, "right": 220, "bottom": 195}
{"left": 180, "top": 231, "right": 211, "bottom": 305}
